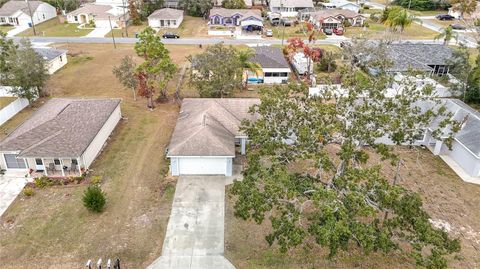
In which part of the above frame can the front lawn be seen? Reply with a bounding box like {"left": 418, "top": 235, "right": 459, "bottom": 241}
{"left": 269, "top": 23, "right": 326, "bottom": 40}
{"left": 344, "top": 19, "right": 438, "bottom": 39}
{"left": 17, "top": 17, "right": 93, "bottom": 37}
{"left": 105, "top": 22, "right": 148, "bottom": 38}
{"left": 156, "top": 16, "right": 209, "bottom": 37}
{"left": 0, "top": 25, "right": 13, "bottom": 34}
{"left": 0, "top": 43, "right": 203, "bottom": 269}
{"left": 225, "top": 147, "right": 480, "bottom": 268}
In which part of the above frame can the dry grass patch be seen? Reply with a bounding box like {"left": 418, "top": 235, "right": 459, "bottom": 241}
{"left": 345, "top": 20, "right": 438, "bottom": 40}
{"left": 0, "top": 43, "right": 202, "bottom": 268}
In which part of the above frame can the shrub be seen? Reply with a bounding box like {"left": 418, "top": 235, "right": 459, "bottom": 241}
{"left": 90, "top": 175, "right": 103, "bottom": 185}
{"left": 34, "top": 176, "right": 54, "bottom": 188}
{"left": 475, "top": 19, "right": 480, "bottom": 26}
{"left": 23, "top": 187, "right": 35, "bottom": 197}
{"left": 364, "top": 21, "right": 370, "bottom": 28}
{"left": 83, "top": 185, "right": 106, "bottom": 212}
{"left": 364, "top": 5, "right": 370, "bottom": 9}
{"left": 317, "top": 53, "right": 337, "bottom": 73}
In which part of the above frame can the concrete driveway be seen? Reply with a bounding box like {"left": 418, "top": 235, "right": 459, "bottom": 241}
{"left": 147, "top": 176, "right": 235, "bottom": 269}
{"left": 0, "top": 174, "right": 30, "bottom": 217}
{"left": 84, "top": 28, "right": 111, "bottom": 38}
{"left": 6, "top": 26, "right": 29, "bottom": 37}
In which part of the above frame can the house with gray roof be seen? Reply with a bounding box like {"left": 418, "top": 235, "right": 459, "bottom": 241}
{"left": 66, "top": 4, "right": 128, "bottom": 28}
{"left": 269, "top": 0, "right": 314, "bottom": 17}
{"left": 421, "top": 99, "right": 480, "bottom": 181}
{"left": 0, "top": 0, "right": 56, "bottom": 27}
{"left": 167, "top": 98, "right": 259, "bottom": 176}
{"left": 148, "top": 8, "right": 183, "bottom": 28}
{"left": 33, "top": 47, "right": 67, "bottom": 74}
{"left": 247, "top": 46, "right": 291, "bottom": 84}
{"left": 0, "top": 98, "right": 122, "bottom": 177}
{"left": 384, "top": 43, "right": 454, "bottom": 75}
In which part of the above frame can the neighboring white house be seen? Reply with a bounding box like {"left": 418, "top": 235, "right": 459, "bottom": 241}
{"left": 247, "top": 46, "right": 291, "bottom": 84}
{"left": 269, "top": 0, "right": 314, "bottom": 17}
{"left": 319, "top": 0, "right": 361, "bottom": 13}
{"left": 291, "top": 52, "right": 314, "bottom": 75}
{"left": 167, "top": 98, "right": 259, "bottom": 176}
{"left": 66, "top": 4, "right": 128, "bottom": 28}
{"left": 95, "top": 0, "right": 127, "bottom": 7}
{"left": 0, "top": 1, "right": 56, "bottom": 27}
{"left": 213, "top": 0, "right": 253, "bottom": 7}
{"left": 33, "top": 47, "right": 68, "bottom": 74}
{"left": 148, "top": 8, "right": 183, "bottom": 28}
{"left": 0, "top": 98, "right": 122, "bottom": 177}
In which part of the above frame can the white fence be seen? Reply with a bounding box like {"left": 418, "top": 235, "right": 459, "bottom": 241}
{"left": 0, "top": 98, "right": 29, "bottom": 126}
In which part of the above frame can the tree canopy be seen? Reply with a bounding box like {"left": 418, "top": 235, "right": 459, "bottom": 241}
{"left": 113, "top": 55, "right": 138, "bottom": 101}
{"left": 393, "top": 0, "right": 450, "bottom": 11}
{"left": 188, "top": 43, "right": 247, "bottom": 97}
{"left": 222, "top": 0, "right": 246, "bottom": 9}
{"left": 231, "top": 44, "right": 462, "bottom": 268}
{"left": 179, "top": 0, "right": 213, "bottom": 17}
{"left": 0, "top": 36, "right": 49, "bottom": 102}
{"left": 134, "top": 27, "right": 176, "bottom": 107}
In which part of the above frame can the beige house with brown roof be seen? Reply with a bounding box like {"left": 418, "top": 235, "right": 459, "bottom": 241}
{"left": 167, "top": 98, "right": 259, "bottom": 176}
{"left": 66, "top": 4, "right": 128, "bottom": 28}
{"left": 0, "top": 98, "right": 121, "bottom": 177}
{"left": 309, "top": 9, "right": 365, "bottom": 29}
{"left": 148, "top": 8, "right": 183, "bottom": 28}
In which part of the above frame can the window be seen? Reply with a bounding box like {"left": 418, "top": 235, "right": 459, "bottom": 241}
{"left": 4, "top": 154, "right": 27, "bottom": 169}
{"left": 172, "top": 20, "right": 176, "bottom": 25}
{"left": 42, "top": 14, "right": 45, "bottom": 19}
{"left": 59, "top": 55, "right": 63, "bottom": 62}
{"left": 265, "top": 72, "right": 273, "bottom": 77}
{"left": 272, "top": 73, "right": 280, "bottom": 77}
{"left": 0, "top": 18, "right": 5, "bottom": 23}
{"left": 71, "top": 159, "right": 78, "bottom": 165}
{"left": 74, "top": 16, "right": 78, "bottom": 22}
{"left": 280, "top": 72, "right": 288, "bottom": 77}
{"left": 8, "top": 17, "right": 14, "bottom": 23}
{"left": 35, "top": 158, "right": 43, "bottom": 165}
{"left": 54, "top": 159, "right": 61, "bottom": 165}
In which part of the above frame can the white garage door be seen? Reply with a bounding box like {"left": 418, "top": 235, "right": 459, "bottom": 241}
{"left": 178, "top": 157, "right": 227, "bottom": 175}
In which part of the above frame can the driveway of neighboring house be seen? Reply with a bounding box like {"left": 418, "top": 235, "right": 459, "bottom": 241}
{"left": 84, "top": 28, "right": 111, "bottom": 38}
{"left": 0, "top": 174, "right": 30, "bottom": 217}
{"left": 147, "top": 176, "right": 236, "bottom": 269}
{"left": 7, "top": 26, "right": 29, "bottom": 37}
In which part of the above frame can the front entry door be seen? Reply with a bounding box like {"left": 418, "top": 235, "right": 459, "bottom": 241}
{"left": 35, "top": 158, "right": 45, "bottom": 171}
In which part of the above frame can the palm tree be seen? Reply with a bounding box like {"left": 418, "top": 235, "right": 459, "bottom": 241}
{"left": 435, "top": 26, "right": 457, "bottom": 45}
{"left": 237, "top": 49, "right": 261, "bottom": 88}
{"left": 383, "top": 7, "right": 418, "bottom": 37}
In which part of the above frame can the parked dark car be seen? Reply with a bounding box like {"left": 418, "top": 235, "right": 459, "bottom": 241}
{"left": 450, "top": 23, "right": 466, "bottom": 30}
{"left": 324, "top": 28, "right": 333, "bottom": 35}
{"left": 436, "top": 14, "right": 455, "bottom": 21}
{"left": 162, "top": 32, "right": 180, "bottom": 39}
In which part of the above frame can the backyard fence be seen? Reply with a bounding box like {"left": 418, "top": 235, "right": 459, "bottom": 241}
{"left": 85, "top": 258, "right": 121, "bottom": 269}
{"left": 0, "top": 97, "right": 29, "bottom": 126}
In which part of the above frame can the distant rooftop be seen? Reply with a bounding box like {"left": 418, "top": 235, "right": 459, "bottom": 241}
{"left": 33, "top": 47, "right": 67, "bottom": 62}
{"left": 384, "top": 43, "right": 454, "bottom": 73}
{"left": 250, "top": 46, "right": 290, "bottom": 69}
{"left": 0, "top": 1, "right": 44, "bottom": 16}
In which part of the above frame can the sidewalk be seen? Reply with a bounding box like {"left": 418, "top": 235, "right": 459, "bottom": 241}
{"left": 6, "top": 26, "right": 28, "bottom": 37}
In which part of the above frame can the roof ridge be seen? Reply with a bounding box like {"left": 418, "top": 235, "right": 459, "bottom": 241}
{"left": 19, "top": 130, "right": 62, "bottom": 156}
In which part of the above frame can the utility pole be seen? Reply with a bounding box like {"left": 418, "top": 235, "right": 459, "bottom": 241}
{"left": 108, "top": 16, "right": 117, "bottom": 49}
{"left": 280, "top": 0, "right": 285, "bottom": 46}
{"left": 25, "top": 0, "right": 37, "bottom": 36}
{"left": 122, "top": 0, "right": 128, "bottom": 37}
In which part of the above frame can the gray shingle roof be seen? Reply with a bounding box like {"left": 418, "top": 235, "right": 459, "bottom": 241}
{"left": 167, "top": 98, "right": 260, "bottom": 157}
{"left": 0, "top": 0, "right": 44, "bottom": 16}
{"left": 269, "top": 0, "right": 314, "bottom": 8}
{"left": 384, "top": 43, "right": 454, "bottom": 73}
{"left": 0, "top": 98, "right": 121, "bottom": 158}
{"left": 33, "top": 47, "right": 67, "bottom": 61}
{"left": 250, "top": 46, "right": 290, "bottom": 69}
{"left": 148, "top": 8, "right": 183, "bottom": 20}
{"left": 208, "top": 7, "right": 261, "bottom": 20}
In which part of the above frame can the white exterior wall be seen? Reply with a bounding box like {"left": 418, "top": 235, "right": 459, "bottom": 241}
{"left": 95, "top": 0, "right": 126, "bottom": 6}
{"left": 148, "top": 17, "right": 183, "bottom": 28}
{"left": 263, "top": 67, "right": 290, "bottom": 84}
{"left": 15, "top": 3, "right": 56, "bottom": 27}
{"left": 80, "top": 104, "right": 121, "bottom": 169}
{"left": 46, "top": 52, "right": 68, "bottom": 74}
{"left": 440, "top": 140, "right": 480, "bottom": 177}
{"left": 340, "top": 4, "right": 360, "bottom": 12}
{"left": 170, "top": 156, "right": 233, "bottom": 176}
{"left": 0, "top": 97, "right": 29, "bottom": 126}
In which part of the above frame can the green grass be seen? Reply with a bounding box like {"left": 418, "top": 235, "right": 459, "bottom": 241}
{"left": 156, "top": 16, "right": 209, "bottom": 37}
{"left": 0, "top": 25, "right": 13, "bottom": 33}
{"left": 105, "top": 22, "right": 147, "bottom": 38}
{"left": 270, "top": 23, "right": 326, "bottom": 40}
{"left": 17, "top": 17, "right": 93, "bottom": 37}
{"left": 0, "top": 97, "right": 16, "bottom": 110}
{"left": 344, "top": 19, "right": 438, "bottom": 39}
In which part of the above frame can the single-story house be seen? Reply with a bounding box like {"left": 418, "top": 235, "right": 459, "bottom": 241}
{"left": 319, "top": 0, "right": 361, "bottom": 13}
{"left": 148, "top": 8, "right": 183, "bottom": 28}
{"left": 0, "top": 1, "right": 56, "bottom": 27}
{"left": 209, "top": 8, "right": 263, "bottom": 29}
{"left": 0, "top": 98, "right": 121, "bottom": 177}
{"left": 448, "top": 1, "right": 480, "bottom": 19}
{"left": 423, "top": 99, "right": 480, "bottom": 180}
{"left": 167, "top": 98, "right": 259, "bottom": 176}
{"left": 33, "top": 47, "right": 68, "bottom": 74}
{"left": 66, "top": 4, "right": 128, "bottom": 28}
{"left": 310, "top": 9, "right": 366, "bottom": 29}
{"left": 95, "top": 0, "right": 126, "bottom": 7}
{"left": 383, "top": 43, "right": 454, "bottom": 75}
{"left": 247, "top": 46, "right": 291, "bottom": 84}
{"left": 269, "top": 0, "right": 315, "bottom": 17}
{"left": 213, "top": 0, "right": 253, "bottom": 7}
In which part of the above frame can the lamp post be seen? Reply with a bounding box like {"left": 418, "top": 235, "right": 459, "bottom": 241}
{"left": 25, "top": 0, "right": 37, "bottom": 36}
